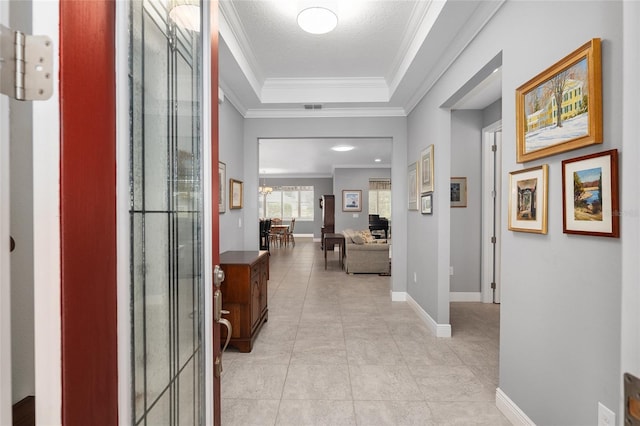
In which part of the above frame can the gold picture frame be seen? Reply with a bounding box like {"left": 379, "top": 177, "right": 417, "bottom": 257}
{"left": 420, "top": 145, "right": 434, "bottom": 193}
{"left": 230, "top": 178, "right": 243, "bottom": 209}
{"left": 508, "top": 165, "right": 548, "bottom": 234}
{"left": 516, "top": 38, "right": 602, "bottom": 163}
{"left": 408, "top": 162, "right": 418, "bottom": 211}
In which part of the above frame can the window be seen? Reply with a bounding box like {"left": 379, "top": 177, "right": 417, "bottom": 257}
{"left": 369, "top": 179, "right": 391, "bottom": 219}
{"left": 259, "top": 186, "right": 314, "bottom": 220}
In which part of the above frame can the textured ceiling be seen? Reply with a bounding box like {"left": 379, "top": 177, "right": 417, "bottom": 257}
{"left": 219, "top": 0, "right": 505, "bottom": 174}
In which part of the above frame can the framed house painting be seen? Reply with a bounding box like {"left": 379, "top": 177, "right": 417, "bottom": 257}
{"left": 420, "top": 145, "right": 434, "bottom": 193}
{"left": 562, "top": 149, "right": 619, "bottom": 237}
{"left": 342, "top": 190, "right": 362, "bottom": 212}
{"left": 230, "top": 178, "right": 243, "bottom": 209}
{"left": 508, "top": 165, "right": 548, "bottom": 234}
{"left": 516, "top": 38, "right": 602, "bottom": 162}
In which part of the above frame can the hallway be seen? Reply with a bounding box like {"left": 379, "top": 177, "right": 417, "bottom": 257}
{"left": 221, "top": 239, "right": 509, "bottom": 425}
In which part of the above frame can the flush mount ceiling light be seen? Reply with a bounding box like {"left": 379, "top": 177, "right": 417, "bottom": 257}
{"left": 297, "top": 7, "right": 338, "bottom": 34}
{"left": 169, "top": 0, "right": 200, "bottom": 32}
{"left": 331, "top": 145, "right": 354, "bottom": 152}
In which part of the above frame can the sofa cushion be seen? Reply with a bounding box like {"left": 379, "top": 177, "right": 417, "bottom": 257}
{"left": 351, "top": 233, "right": 366, "bottom": 244}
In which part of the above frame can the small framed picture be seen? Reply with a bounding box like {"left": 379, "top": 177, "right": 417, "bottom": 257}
{"left": 421, "top": 193, "right": 433, "bottom": 215}
{"left": 562, "top": 149, "right": 619, "bottom": 237}
{"left": 230, "top": 178, "right": 243, "bottom": 209}
{"left": 342, "top": 190, "right": 362, "bottom": 212}
{"left": 218, "top": 162, "right": 226, "bottom": 213}
{"left": 408, "top": 162, "right": 418, "bottom": 211}
{"left": 450, "top": 177, "right": 467, "bottom": 208}
{"left": 508, "top": 165, "right": 548, "bottom": 234}
{"left": 420, "top": 145, "right": 434, "bottom": 193}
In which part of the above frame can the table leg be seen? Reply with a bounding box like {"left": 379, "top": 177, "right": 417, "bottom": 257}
{"left": 324, "top": 243, "right": 327, "bottom": 269}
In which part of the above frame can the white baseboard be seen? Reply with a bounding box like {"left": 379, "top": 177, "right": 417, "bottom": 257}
{"left": 391, "top": 291, "right": 406, "bottom": 301}
{"left": 450, "top": 292, "right": 482, "bottom": 302}
{"left": 406, "top": 294, "right": 451, "bottom": 338}
{"left": 496, "top": 388, "right": 536, "bottom": 426}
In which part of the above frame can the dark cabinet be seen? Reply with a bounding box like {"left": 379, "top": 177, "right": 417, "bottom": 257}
{"left": 320, "top": 194, "right": 335, "bottom": 249}
{"left": 220, "top": 250, "right": 269, "bottom": 352}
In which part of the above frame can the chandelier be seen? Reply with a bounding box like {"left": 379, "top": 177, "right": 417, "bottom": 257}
{"left": 259, "top": 178, "right": 273, "bottom": 196}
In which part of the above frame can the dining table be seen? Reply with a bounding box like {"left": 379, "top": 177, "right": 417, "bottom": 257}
{"left": 269, "top": 224, "right": 290, "bottom": 246}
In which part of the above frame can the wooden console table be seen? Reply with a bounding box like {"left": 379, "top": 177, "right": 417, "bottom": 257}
{"left": 219, "top": 250, "right": 269, "bottom": 352}
{"left": 324, "top": 233, "right": 345, "bottom": 270}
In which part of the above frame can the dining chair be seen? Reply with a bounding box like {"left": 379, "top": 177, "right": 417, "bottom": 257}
{"left": 284, "top": 218, "right": 296, "bottom": 247}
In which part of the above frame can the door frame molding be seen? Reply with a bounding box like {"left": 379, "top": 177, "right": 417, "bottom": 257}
{"left": 0, "top": 1, "right": 13, "bottom": 423}
{"left": 115, "top": 1, "right": 132, "bottom": 424}
{"left": 33, "top": 1, "right": 62, "bottom": 423}
{"left": 481, "top": 120, "right": 501, "bottom": 304}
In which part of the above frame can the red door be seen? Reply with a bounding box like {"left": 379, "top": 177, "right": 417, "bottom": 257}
{"left": 59, "top": 0, "right": 220, "bottom": 423}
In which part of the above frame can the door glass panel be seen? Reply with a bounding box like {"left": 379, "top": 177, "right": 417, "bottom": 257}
{"left": 130, "top": 0, "right": 204, "bottom": 424}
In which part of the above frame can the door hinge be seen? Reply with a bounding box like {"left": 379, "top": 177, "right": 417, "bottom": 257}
{"left": 491, "top": 144, "right": 497, "bottom": 152}
{"left": 0, "top": 24, "right": 53, "bottom": 101}
{"left": 491, "top": 282, "right": 496, "bottom": 289}
{"left": 491, "top": 236, "right": 496, "bottom": 244}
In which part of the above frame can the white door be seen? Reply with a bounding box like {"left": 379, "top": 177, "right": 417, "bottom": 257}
{"left": 481, "top": 122, "right": 501, "bottom": 304}
{"left": 0, "top": 2, "right": 13, "bottom": 424}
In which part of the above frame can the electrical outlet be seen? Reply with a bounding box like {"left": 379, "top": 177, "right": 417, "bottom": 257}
{"left": 413, "top": 272, "right": 417, "bottom": 283}
{"left": 598, "top": 402, "right": 615, "bottom": 426}
{"left": 238, "top": 218, "right": 242, "bottom": 228}
{"left": 449, "top": 266, "right": 454, "bottom": 276}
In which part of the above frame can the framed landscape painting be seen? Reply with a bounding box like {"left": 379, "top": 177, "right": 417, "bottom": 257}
{"left": 562, "top": 149, "right": 619, "bottom": 237}
{"left": 516, "top": 38, "right": 602, "bottom": 163}
{"left": 508, "top": 165, "right": 548, "bottom": 234}
{"left": 342, "top": 190, "right": 362, "bottom": 212}
{"left": 450, "top": 177, "right": 467, "bottom": 208}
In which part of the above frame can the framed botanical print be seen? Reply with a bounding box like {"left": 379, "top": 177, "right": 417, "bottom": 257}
{"left": 421, "top": 193, "right": 433, "bottom": 215}
{"left": 230, "top": 178, "right": 243, "bottom": 209}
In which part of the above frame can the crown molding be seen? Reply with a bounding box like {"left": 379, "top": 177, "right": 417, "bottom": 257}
{"left": 261, "top": 77, "right": 389, "bottom": 104}
{"left": 387, "top": 0, "right": 446, "bottom": 95}
{"left": 244, "top": 107, "right": 407, "bottom": 119}
{"left": 404, "top": 0, "right": 506, "bottom": 114}
{"left": 218, "top": 79, "right": 249, "bottom": 116}
{"left": 219, "top": 2, "right": 264, "bottom": 97}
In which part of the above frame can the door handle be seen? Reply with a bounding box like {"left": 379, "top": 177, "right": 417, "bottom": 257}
{"left": 218, "top": 317, "right": 232, "bottom": 354}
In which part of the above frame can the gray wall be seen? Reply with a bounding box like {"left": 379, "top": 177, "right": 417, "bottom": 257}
{"left": 334, "top": 167, "right": 391, "bottom": 233}
{"left": 482, "top": 98, "right": 501, "bottom": 128}
{"left": 449, "top": 110, "right": 482, "bottom": 294}
{"left": 407, "top": 1, "right": 623, "bottom": 424}
{"left": 219, "top": 99, "right": 245, "bottom": 253}
{"left": 260, "top": 177, "right": 333, "bottom": 238}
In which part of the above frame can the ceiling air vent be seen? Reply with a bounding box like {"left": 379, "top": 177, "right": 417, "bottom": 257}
{"left": 303, "top": 104, "right": 323, "bottom": 110}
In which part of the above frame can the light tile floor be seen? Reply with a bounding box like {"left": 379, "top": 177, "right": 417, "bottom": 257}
{"left": 221, "top": 239, "right": 510, "bottom": 425}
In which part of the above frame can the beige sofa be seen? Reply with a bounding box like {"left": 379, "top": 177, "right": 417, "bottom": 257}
{"left": 342, "top": 229, "right": 390, "bottom": 274}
